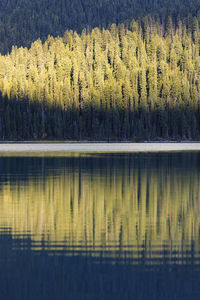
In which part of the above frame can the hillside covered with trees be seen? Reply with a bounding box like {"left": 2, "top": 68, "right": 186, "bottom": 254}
{"left": 0, "top": 0, "right": 200, "bottom": 54}
{"left": 0, "top": 16, "right": 200, "bottom": 140}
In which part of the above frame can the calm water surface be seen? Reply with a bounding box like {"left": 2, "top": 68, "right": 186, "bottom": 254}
{"left": 0, "top": 153, "right": 200, "bottom": 299}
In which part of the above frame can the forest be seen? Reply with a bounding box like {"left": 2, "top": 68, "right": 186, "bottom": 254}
{"left": 0, "top": 0, "right": 200, "bottom": 54}
{"left": 1, "top": 14, "right": 200, "bottom": 139}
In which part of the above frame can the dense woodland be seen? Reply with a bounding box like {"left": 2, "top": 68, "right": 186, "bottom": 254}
{"left": 0, "top": 0, "right": 200, "bottom": 54}
{"left": 1, "top": 15, "right": 200, "bottom": 139}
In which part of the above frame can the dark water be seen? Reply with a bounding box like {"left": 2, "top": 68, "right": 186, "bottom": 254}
{"left": 0, "top": 153, "right": 200, "bottom": 299}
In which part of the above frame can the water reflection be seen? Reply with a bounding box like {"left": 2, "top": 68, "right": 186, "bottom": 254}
{"left": 0, "top": 153, "right": 200, "bottom": 299}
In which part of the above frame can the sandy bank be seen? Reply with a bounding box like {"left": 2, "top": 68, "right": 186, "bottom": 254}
{"left": 0, "top": 142, "right": 200, "bottom": 154}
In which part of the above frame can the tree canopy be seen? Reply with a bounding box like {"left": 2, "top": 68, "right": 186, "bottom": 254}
{"left": 1, "top": 0, "right": 200, "bottom": 54}
{"left": 0, "top": 17, "right": 200, "bottom": 140}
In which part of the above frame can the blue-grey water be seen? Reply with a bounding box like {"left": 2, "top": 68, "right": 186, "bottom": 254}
{"left": 0, "top": 153, "right": 200, "bottom": 299}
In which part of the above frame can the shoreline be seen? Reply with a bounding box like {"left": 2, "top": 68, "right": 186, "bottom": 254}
{"left": 0, "top": 142, "right": 200, "bottom": 154}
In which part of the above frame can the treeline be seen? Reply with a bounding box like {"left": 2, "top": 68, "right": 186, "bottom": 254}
{"left": 0, "top": 0, "right": 200, "bottom": 54}
{"left": 1, "top": 17, "right": 200, "bottom": 140}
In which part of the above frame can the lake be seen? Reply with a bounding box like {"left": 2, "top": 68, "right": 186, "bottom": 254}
{"left": 0, "top": 152, "right": 200, "bottom": 299}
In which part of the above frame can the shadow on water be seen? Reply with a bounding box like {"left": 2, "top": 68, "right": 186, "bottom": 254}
{"left": 0, "top": 153, "right": 200, "bottom": 299}
{"left": 1, "top": 233, "right": 200, "bottom": 300}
